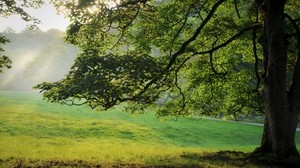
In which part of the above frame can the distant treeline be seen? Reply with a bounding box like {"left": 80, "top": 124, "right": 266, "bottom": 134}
{"left": 0, "top": 28, "right": 78, "bottom": 91}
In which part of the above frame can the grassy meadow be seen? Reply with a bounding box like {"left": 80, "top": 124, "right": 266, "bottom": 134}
{"left": 0, "top": 91, "right": 299, "bottom": 167}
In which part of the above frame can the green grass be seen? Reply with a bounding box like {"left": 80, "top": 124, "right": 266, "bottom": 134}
{"left": 0, "top": 91, "right": 299, "bottom": 167}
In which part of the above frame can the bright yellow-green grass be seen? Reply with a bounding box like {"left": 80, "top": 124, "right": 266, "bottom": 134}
{"left": 0, "top": 91, "right": 299, "bottom": 167}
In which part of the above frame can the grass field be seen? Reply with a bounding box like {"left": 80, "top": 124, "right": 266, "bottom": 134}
{"left": 0, "top": 91, "right": 299, "bottom": 167}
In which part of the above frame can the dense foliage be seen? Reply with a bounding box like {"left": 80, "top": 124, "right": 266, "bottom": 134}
{"left": 36, "top": 0, "right": 299, "bottom": 119}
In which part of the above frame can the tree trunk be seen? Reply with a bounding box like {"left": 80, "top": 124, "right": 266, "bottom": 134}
{"left": 254, "top": 0, "right": 299, "bottom": 157}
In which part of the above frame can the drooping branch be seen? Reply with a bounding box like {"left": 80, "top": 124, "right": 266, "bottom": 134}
{"left": 64, "top": 97, "right": 88, "bottom": 107}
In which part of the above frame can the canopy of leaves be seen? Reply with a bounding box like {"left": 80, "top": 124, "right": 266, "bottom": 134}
{"left": 36, "top": 0, "right": 300, "bottom": 118}
{"left": 35, "top": 51, "right": 169, "bottom": 110}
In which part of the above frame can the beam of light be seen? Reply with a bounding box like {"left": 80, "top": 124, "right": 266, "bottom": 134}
{"left": 0, "top": 51, "right": 39, "bottom": 90}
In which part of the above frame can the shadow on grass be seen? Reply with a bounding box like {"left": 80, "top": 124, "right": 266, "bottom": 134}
{"left": 0, "top": 158, "right": 157, "bottom": 168}
{"left": 1, "top": 151, "right": 299, "bottom": 168}
{"left": 181, "top": 150, "right": 300, "bottom": 168}
{"left": 181, "top": 150, "right": 251, "bottom": 167}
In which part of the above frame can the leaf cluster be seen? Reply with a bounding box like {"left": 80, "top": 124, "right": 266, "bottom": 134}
{"left": 0, "top": 0, "right": 43, "bottom": 27}
{"left": 0, "top": 34, "right": 11, "bottom": 73}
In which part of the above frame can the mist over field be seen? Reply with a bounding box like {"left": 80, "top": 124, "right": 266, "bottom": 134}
{"left": 0, "top": 28, "right": 77, "bottom": 91}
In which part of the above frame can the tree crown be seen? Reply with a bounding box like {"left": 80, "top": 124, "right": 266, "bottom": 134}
{"left": 35, "top": 0, "right": 300, "bottom": 119}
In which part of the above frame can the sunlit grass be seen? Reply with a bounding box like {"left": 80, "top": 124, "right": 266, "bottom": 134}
{"left": 0, "top": 136, "right": 189, "bottom": 164}
{"left": 0, "top": 91, "right": 299, "bottom": 167}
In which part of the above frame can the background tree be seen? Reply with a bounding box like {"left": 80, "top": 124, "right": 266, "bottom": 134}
{"left": 0, "top": 0, "right": 43, "bottom": 73}
{"left": 0, "top": 28, "right": 77, "bottom": 90}
{"left": 35, "top": 0, "right": 300, "bottom": 158}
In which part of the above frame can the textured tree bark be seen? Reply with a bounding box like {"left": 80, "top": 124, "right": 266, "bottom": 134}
{"left": 254, "top": 0, "right": 299, "bottom": 157}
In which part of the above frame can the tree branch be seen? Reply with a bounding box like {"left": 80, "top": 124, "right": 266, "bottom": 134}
{"left": 110, "top": 6, "right": 141, "bottom": 49}
{"left": 135, "top": 0, "right": 227, "bottom": 98}
{"left": 169, "top": 5, "right": 192, "bottom": 56}
{"left": 174, "top": 69, "right": 186, "bottom": 115}
{"left": 167, "top": 23, "right": 264, "bottom": 98}
{"left": 208, "top": 38, "right": 228, "bottom": 76}
{"left": 173, "top": 23, "right": 263, "bottom": 74}
{"left": 117, "top": 0, "right": 148, "bottom": 8}
{"left": 165, "top": 0, "right": 227, "bottom": 71}
{"left": 234, "top": 0, "right": 241, "bottom": 19}
{"left": 193, "top": 23, "right": 263, "bottom": 56}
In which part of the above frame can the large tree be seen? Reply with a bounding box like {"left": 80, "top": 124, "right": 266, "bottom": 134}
{"left": 35, "top": 0, "right": 300, "bottom": 158}
{"left": 0, "top": 0, "right": 43, "bottom": 73}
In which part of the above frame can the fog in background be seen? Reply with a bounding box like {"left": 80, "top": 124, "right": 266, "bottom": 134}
{"left": 0, "top": 28, "right": 78, "bottom": 91}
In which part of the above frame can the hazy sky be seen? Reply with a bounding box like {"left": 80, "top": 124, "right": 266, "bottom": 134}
{"left": 0, "top": 1, "right": 69, "bottom": 32}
